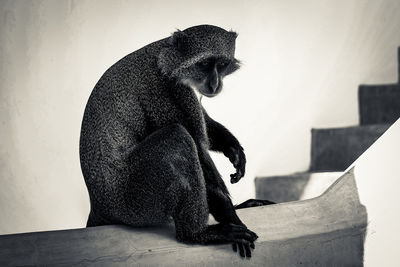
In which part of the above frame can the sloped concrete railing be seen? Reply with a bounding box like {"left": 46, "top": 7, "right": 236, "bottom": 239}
{"left": 0, "top": 169, "right": 366, "bottom": 267}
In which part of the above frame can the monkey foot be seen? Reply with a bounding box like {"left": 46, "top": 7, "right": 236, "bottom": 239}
{"left": 235, "top": 199, "right": 276, "bottom": 210}
{"left": 203, "top": 223, "right": 258, "bottom": 258}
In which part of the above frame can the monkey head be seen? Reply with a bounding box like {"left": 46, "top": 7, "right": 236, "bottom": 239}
{"left": 158, "top": 25, "right": 240, "bottom": 97}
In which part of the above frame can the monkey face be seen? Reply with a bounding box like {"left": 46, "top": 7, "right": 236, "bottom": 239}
{"left": 180, "top": 57, "right": 239, "bottom": 98}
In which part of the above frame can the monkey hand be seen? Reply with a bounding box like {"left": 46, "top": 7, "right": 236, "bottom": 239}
{"left": 207, "top": 223, "right": 257, "bottom": 258}
{"left": 231, "top": 225, "right": 258, "bottom": 258}
{"left": 224, "top": 145, "right": 246, "bottom": 184}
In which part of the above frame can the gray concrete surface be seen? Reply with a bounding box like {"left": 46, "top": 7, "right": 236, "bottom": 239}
{"left": 255, "top": 172, "right": 341, "bottom": 203}
{"left": 310, "top": 124, "right": 390, "bottom": 171}
{"left": 0, "top": 169, "right": 366, "bottom": 266}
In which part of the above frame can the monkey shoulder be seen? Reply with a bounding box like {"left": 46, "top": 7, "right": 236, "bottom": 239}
{"left": 93, "top": 38, "right": 168, "bottom": 94}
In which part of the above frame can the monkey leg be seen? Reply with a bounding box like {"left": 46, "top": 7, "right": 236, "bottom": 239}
{"left": 198, "top": 149, "right": 246, "bottom": 226}
{"left": 87, "top": 209, "right": 114, "bottom": 227}
{"left": 201, "top": 187, "right": 258, "bottom": 258}
{"left": 130, "top": 124, "right": 257, "bottom": 252}
{"left": 207, "top": 186, "right": 243, "bottom": 226}
{"left": 94, "top": 123, "right": 257, "bottom": 258}
{"left": 193, "top": 149, "right": 258, "bottom": 257}
{"left": 235, "top": 199, "right": 276, "bottom": 210}
{"left": 117, "top": 123, "right": 207, "bottom": 227}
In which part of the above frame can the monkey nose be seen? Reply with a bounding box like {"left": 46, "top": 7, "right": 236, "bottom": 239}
{"left": 209, "top": 79, "right": 219, "bottom": 93}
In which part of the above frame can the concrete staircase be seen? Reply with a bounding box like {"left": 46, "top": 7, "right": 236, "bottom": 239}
{"left": 256, "top": 47, "right": 400, "bottom": 203}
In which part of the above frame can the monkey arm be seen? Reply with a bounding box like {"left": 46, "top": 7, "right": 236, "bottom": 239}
{"left": 202, "top": 107, "right": 240, "bottom": 152}
{"left": 202, "top": 108, "right": 246, "bottom": 184}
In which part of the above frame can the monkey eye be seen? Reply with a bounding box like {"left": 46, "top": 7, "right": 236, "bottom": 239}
{"left": 198, "top": 61, "right": 211, "bottom": 68}
{"left": 217, "top": 61, "right": 230, "bottom": 70}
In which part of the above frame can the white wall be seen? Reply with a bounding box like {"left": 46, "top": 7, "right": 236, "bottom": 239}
{"left": 0, "top": 0, "right": 399, "bottom": 234}
{"left": 350, "top": 119, "right": 400, "bottom": 267}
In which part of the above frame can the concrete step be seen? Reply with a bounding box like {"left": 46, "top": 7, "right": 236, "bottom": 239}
{"left": 358, "top": 46, "right": 400, "bottom": 125}
{"left": 255, "top": 172, "right": 341, "bottom": 203}
{"left": 310, "top": 124, "right": 390, "bottom": 171}
{"left": 0, "top": 169, "right": 366, "bottom": 266}
{"left": 359, "top": 84, "right": 400, "bottom": 125}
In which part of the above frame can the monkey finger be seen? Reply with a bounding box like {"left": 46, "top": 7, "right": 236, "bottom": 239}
{"left": 233, "top": 231, "right": 257, "bottom": 242}
{"left": 246, "top": 232, "right": 258, "bottom": 242}
{"left": 230, "top": 169, "right": 243, "bottom": 183}
{"left": 232, "top": 243, "right": 237, "bottom": 252}
{"left": 230, "top": 173, "right": 240, "bottom": 184}
{"left": 233, "top": 176, "right": 241, "bottom": 183}
{"left": 230, "top": 174, "right": 237, "bottom": 184}
{"left": 235, "top": 164, "right": 244, "bottom": 175}
{"left": 250, "top": 242, "right": 255, "bottom": 249}
{"left": 238, "top": 242, "right": 245, "bottom": 258}
{"left": 245, "top": 229, "right": 259, "bottom": 240}
{"left": 245, "top": 243, "right": 252, "bottom": 258}
{"left": 234, "top": 229, "right": 257, "bottom": 242}
{"left": 236, "top": 168, "right": 244, "bottom": 178}
{"left": 228, "top": 223, "right": 246, "bottom": 229}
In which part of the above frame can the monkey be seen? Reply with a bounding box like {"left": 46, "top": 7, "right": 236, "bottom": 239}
{"left": 80, "top": 24, "right": 273, "bottom": 259}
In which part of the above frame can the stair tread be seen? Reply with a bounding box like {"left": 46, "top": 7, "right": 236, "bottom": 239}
{"left": 256, "top": 172, "right": 341, "bottom": 203}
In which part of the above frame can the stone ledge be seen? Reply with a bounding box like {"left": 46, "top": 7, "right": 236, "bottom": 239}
{"left": 0, "top": 169, "right": 366, "bottom": 266}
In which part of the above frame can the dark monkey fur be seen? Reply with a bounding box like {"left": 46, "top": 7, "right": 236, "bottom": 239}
{"left": 80, "top": 25, "right": 271, "bottom": 257}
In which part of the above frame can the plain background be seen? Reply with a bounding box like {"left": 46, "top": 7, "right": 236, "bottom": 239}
{"left": 349, "top": 120, "right": 399, "bottom": 267}
{"left": 1, "top": 0, "right": 400, "bottom": 235}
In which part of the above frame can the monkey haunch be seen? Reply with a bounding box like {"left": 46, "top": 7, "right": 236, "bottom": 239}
{"left": 80, "top": 25, "right": 267, "bottom": 258}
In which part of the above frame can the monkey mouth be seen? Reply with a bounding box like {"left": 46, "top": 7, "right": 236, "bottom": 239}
{"left": 200, "top": 92, "right": 218, "bottom": 98}
{"left": 200, "top": 86, "right": 221, "bottom": 98}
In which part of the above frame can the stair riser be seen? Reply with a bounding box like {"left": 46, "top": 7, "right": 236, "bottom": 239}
{"left": 359, "top": 85, "right": 400, "bottom": 125}
{"left": 310, "top": 125, "right": 389, "bottom": 171}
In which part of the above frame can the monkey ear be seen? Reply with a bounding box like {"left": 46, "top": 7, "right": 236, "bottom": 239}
{"left": 229, "top": 30, "right": 238, "bottom": 39}
{"left": 226, "top": 59, "right": 241, "bottom": 75}
{"left": 169, "top": 30, "right": 188, "bottom": 52}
